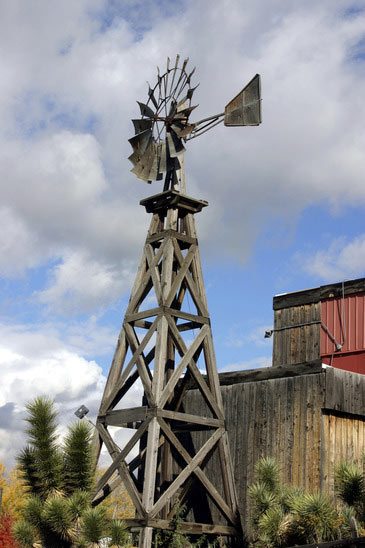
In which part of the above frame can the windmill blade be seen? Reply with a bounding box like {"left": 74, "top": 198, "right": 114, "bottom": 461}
{"left": 172, "top": 123, "right": 196, "bottom": 139}
{"left": 176, "top": 95, "right": 189, "bottom": 112}
{"left": 131, "top": 142, "right": 155, "bottom": 182}
{"left": 168, "top": 54, "right": 180, "bottom": 97}
{"left": 128, "top": 149, "right": 141, "bottom": 166}
{"left": 132, "top": 119, "right": 153, "bottom": 134}
{"left": 137, "top": 101, "right": 155, "bottom": 118}
{"left": 224, "top": 74, "right": 261, "bottom": 126}
{"left": 139, "top": 144, "right": 156, "bottom": 181}
{"left": 158, "top": 142, "right": 167, "bottom": 176}
{"left": 147, "top": 143, "right": 161, "bottom": 182}
{"left": 185, "top": 66, "right": 196, "bottom": 86}
{"left": 166, "top": 131, "right": 185, "bottom": 158}
{"left": 170, "top": 58, "right": 189, "bottom": 98}
{"left": 148, "top": 85, "right": 159, "bottom": 109}
{"left": 170, "top": 128, "right": 186, "bottom": 154}
{"left": 128, "top": 129, "right": 152, "bottom": 153}
{"left": 173, "top": 104, "right": 198, "bottom": 119}
{"left": 187, "top": 84, "right": 199, "bottom": 100}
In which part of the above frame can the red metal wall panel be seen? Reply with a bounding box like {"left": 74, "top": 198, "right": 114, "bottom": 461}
{"left": 321, "top": 292, "right": 365, "bottom": 374}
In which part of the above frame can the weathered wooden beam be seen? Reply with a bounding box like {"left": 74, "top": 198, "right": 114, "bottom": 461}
{"left": 158, "top": 409, "right": 224, "bottom": 428}
{"left": 103, "top": 406, "right": 148, "bottom": 426}
{"left": 124, "top": 518, "right": 237, "bottom": 536}
{"left": 146, "top": 229, "right": 197, "bottom": 247}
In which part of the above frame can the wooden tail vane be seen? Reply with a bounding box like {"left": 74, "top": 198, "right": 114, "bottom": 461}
{"left": 93, "top": 56, "right": 262, "bottom": 547}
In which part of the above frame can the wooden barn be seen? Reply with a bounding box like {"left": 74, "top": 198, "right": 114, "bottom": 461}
{"left": 185, "top": 277, "right": 365, "bottom": 528}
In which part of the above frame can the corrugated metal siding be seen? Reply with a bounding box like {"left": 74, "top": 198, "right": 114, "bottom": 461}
{"left": 321, "top": 293, "right": 365, "bottom": 373}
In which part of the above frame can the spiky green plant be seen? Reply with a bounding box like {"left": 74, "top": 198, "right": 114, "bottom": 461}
{"left": 249, "top": 482, "right": 278, "bottom": 523}
{"left": 254, "top": 457, "right": 280, "bottom": 493}
{"left": 335, "top": 462, "right": 364, "bottom": 511}
{"left": 44, "top": 496, "right": 73, "bottom": 540}
{"left": 19, "top": 396, "right": 63, "bottom": 499}
{"left": 288, "top": 492, "right": 341, "bottom": 544}
{"left": 22, "top": 494, "right": 44, "bottom": 528}
{"left": 68, "top": 489, "right": 92, "bottom": 520}
{"left": 16, "top": 396, "right": 130, "bottom": 548}
{"left": 249, "top": 458, "right": 346, "bottom": 547}
{"left": 63, "top": 421, "right": 94, "bottom": 495}
{"left": 109, "top": 519, "right": 129, "bottom": 546}
{"left": 13, "top": 519, "right": 38, "bottom": 547}
{"left": 79, "top": 506, "right": 108, "bottom": 544}
{"left": 257, "top": 505, "right": 289, "bottom": 547}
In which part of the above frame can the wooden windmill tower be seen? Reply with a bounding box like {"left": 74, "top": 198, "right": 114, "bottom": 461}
{"left": 91, "top": 56, "right": 261, "bottom": 547}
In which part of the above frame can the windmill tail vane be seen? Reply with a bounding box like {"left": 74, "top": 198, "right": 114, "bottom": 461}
{"left": 128, "top": 54, "right": 262, "bottom": 186}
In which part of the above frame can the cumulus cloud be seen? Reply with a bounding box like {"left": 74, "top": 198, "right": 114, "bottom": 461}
{"left": 35, "top": 250, "right": 134, "bottom": 315}
{"left": 301, "top": 234, "right": 365, "bottom": 281}
{"left": 1, "top": 0, "right": 365, "bottom": 468}
{"left": 0, "top": 0, "right": 364, "bottom": 285}
{"left": 0, "top": 322, "right": 143, "bottom": 467}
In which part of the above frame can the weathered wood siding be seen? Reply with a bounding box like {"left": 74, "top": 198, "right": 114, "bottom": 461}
{"left": 273, "top": 302, "right": 321, "bottom": 366}
{"left": 321, "top": 412, "right": 365, "bottom": 494}
{"left": 185, "top": 367, "right": 365, "bottom": 529}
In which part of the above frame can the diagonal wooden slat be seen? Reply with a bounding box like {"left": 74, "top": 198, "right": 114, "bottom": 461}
{"left": 165, "top": 243, "right": 197, "bottom": 307}
{"left": 93, "top": 419, "right": 151, "bottom": 498}
{"left": 95, "top": 422, "right": 146, "bottom": 517}
{"left": 166, "top": 316, "right": 223, "bottom": 419}
{"left": 145, "top": 244, "right": 163, "bottom": 304}
{"left": 124, "top": 323, "right": 154, "bottom": 404}
{"left": 158, "top": 417, "right": 236, "bottom": 524}
{"left": 172, "top": 239, "right": 209, "bottom": 317}
{"left": 159, "top": 323, "right": 209, "bottom": 408}
{"left": 150, "top": 424, "right": 225, "bottom": 518}
{"left": 103, "top": 316, "right": 159, "bottom": 412}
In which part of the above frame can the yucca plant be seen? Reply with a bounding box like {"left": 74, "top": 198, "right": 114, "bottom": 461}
{"left": 13, "top": 519, "right": 37, "bottom": 546}
{"left": 15, "top": 396, "right": 130, "bottom": 548}
{"left": 109, "top": 519, "right": 130, "bottom": 546}
{"left": 248, "top": 457, "right": 345, "bottom": 547}
{"left": 18, "top": 396, "right": 63, "bottom": 499}
{"left": 335, "top": 462, "right": 365, "bottom": 518}
{"left": 79, "top": 506, "right": 108, "bottom": 544}
{"left": 63, "top": 421, "right": 94, "bottom": 495}
{"left": 288, "top": 492, "right": 341, "bottom": 544}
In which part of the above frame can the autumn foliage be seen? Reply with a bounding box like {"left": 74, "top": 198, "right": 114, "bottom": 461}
{"left": 0, "top": 514, "right": 19, "bottom": 548}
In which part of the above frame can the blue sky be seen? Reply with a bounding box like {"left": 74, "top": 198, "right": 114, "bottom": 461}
{"left": 1, "top": 0, "right": 365, "bottom": 465}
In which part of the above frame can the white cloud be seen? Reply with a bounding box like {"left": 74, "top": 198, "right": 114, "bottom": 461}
{"left": 0, "top": 1, "right": 364, "bottom": 283}
{"left": 0, "top": 322, "right": 143, "bottom": 467}
{"left": 301, "top": 234, "right": 365, "bottom": 281}
{"left": 35, "top": 251, "right": 134, "bottom": 315}
{"left": 1, "top": 0, "right": 365, "bottom": 470}
{"left": 0, "top": 207, "right": 46, "bottom": 275}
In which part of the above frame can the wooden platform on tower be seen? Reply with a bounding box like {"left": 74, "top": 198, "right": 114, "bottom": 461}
{"left": 92, "top": 190, "right": 242, "bottom": 546}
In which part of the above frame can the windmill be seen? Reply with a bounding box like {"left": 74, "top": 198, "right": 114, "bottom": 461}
{"left": 92, "top": 56, "right": 261, "bottom": 547}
